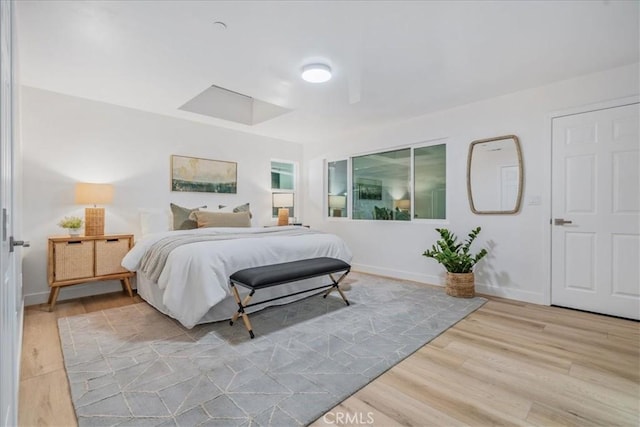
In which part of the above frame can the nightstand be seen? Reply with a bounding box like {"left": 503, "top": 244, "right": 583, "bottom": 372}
{"left": 47, "top": 234, "right": 135, "bottom": 311}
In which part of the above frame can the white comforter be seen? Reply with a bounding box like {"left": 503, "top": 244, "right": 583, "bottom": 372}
{"left": 122, "top": 226, "right": 352, "bottom": 328}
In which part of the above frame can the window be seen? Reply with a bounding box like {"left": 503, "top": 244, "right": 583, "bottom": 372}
{"left": 327, "top": 160, "right": 348, "bottom": 218}
{"left": 271, "top": 161, "right": 294, "bottom": 190}
{"left": 352, "top": 148, "right": 411, "bottom": 221}
{"left": 271, "top": 160, "right": 295, "bottom": 218}
{"left": 414, "top": 144, "right": 446, "bottom": 219}
{"left": 325, "top": 140, "right": 447, "bottom": 221}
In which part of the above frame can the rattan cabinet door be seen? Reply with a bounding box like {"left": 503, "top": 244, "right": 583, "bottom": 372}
{"left": 54, "top": 240, "right": 94, "bottom": 281}
{"left": 95, "top": 238, "right": 130, "bottom": 276}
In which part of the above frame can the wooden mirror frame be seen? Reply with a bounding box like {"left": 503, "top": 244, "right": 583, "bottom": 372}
{"left": 466, "top": 134, "right": 524, "bottom": 215}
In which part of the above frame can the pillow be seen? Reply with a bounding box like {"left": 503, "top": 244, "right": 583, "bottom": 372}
{"left": 218, "top": 202, "right": 252, "bottom": 218}
{"left": 170, "top": 203, "right": 203, "bottom": 230}
{"left": 192, "top": 211, "right": 251, "bottom": 228}
{"left": 139, "top": 209, "right": 171, "bottom": 236}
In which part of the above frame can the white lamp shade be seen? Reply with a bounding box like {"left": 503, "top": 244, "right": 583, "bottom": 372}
{"left": 394, "top": 199, "right": 411, "bottom": 210}
{"left": 75, "top": 183, "right": 114, "bottom": 205}
{"left": 301, "top": 64, "right": 332, "bottom": 83}
{"left": 328, "top": 195, "right": 346, "bottom": 209}
{"left": 272, "top": 193, "right": 294, "bottom": 208}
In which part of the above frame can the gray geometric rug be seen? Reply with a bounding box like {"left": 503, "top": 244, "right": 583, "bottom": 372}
{"left": 58, "top": 273, "right": 486, "bottom": 426}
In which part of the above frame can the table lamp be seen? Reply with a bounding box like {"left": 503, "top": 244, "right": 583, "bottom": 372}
{"left": 272, "top": 193, "right": 294, "bottom": 226}
{"left": 75, "top": 183, "right": 113, "bottom": 236}
{"left": 328, "top": 195, "right": 346, "bottom": 217}
{"left": 394, "top": 199, "right": 411, "bottom": 212}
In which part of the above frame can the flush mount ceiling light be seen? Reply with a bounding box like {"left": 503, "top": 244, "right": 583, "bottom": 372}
{"left": 301, "top": 63, "right": 332, "bottom": 83}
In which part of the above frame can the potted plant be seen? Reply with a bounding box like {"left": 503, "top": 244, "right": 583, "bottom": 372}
{"left": 422, "top": 227, "right": 488, "bottom": 297}
{"left": 58, "top": 216, "right": 83, "bottom": 236}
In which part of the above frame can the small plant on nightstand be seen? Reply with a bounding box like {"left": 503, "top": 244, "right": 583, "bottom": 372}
{"left": 58, "top": 216, "right": 83, "bottom": 236}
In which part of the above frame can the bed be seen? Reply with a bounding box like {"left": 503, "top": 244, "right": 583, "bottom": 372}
{"left": 121, "top": 226, "right": 352, "bottom": 328}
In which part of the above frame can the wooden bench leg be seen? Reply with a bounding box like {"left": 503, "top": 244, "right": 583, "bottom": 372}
{"left": 323, "top": 271, "right": 351, "bottom": 306}
{"left": 230, "top": 285, "right": 254, "bottom": 324}
{"left": 229, "top": 283, "right": 256, "bottom": 339}
{"left": 240, "top": 312, "right": 255, "bottom": 339}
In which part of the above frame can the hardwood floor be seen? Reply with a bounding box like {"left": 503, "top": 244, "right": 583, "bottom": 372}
{"left": 19, "top": 290, "right": 639, "bottom": 426}
{"left": 19, "top": 292, "right": 144, "bottom": 427}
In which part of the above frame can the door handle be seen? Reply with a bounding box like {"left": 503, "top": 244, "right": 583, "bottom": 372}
{"left": 9, "top": 236, "right": 30, "bottom": 252}
{"left": 553, "top": 218, "right": 573, "bottom": 226}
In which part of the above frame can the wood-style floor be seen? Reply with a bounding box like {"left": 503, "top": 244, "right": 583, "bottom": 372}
{"left": 19, "top": 288, "right": 639, "bottom": 426}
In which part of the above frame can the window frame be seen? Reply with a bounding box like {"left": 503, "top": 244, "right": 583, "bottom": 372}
{"left": 270, "top": 159, "right": 298, "bottom": 219}
{"left": 323, "top": 137, "right": 449, "bottom": 224}
{"left": 325, "top": 158, "right": 350, "bottom": 220}
{"left": 411, "top": 138, "right": 449, "bottom": 224}
{"left": 351, "top": 147, "right": 412, "bottom": 222}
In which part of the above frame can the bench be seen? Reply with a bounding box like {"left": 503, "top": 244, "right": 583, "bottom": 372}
{"left": 229, "top": 257, "right": 351, "bottom": 338}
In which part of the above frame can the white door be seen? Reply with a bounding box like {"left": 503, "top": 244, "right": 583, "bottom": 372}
{"left": 551, "top": 102, "right": 640, "bottom": 320}
{"left": 1, "top": 1, "right": 23, "bottom": 425}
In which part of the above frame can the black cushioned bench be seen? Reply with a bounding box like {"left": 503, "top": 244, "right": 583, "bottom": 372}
{"left": 229, "top": 257, "right": 351, "bottom": 338}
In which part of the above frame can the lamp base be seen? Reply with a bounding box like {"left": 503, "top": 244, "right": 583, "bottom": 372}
{"left": 85, "top": 207, "right": 105, "bottom": 236}
{"left": 277, "top": 208, "right": 289, "bottom": 226}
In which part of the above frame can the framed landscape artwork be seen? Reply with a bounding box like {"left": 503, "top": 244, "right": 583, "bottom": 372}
{"left": 356, "top": 178, "right": 382, "bottom": 200}
{"left": 171, "top": 155, "right": 237, "bottom": 193}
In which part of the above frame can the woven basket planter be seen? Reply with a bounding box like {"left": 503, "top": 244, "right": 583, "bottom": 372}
{"left": 446, "top": 272, "right": 475, "bottom": 298}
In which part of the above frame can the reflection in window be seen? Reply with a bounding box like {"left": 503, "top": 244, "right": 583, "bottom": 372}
{"left": 327, "top": 160, "right": 348, "bottom": 217}
{"left": 352, "top": 149, "right": 411, "bottom": 221}
{"left": 271, "top": 161, "right": 294, "bottom": 190}
{"left": 271, "top": 160, "right": 295, "bottom": 218}
{"left": 414, "top": 144, "right": 446, "bottom": 219}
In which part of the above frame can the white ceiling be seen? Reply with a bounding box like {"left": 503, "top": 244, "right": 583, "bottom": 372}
{"left": 16, "top": 1, "right": 639, "bottom": 144}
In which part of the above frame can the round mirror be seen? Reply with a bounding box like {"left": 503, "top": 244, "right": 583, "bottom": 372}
{"left": 467, "top": 135, "right": 523, "bottom": 214}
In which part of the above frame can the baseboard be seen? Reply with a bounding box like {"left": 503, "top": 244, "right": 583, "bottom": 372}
{"left": 24, "top": 280, "right": 132, "bottom": 307}
{"left": 474, "top": 282, "right": 546, "bottom": 305}
{"left": 351, "top": 262, "right": 444, "bottom": 287}
{"left": 352, "top": 262, "right": 546, "bottom": 305}
{"left": 24, "top": 267, "right": 546, "bottom": 307}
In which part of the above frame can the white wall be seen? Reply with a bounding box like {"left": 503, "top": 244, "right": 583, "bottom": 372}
{"left": 20, "top": 86, "right": 303, "bottom": 305}
{"left": 19, "top": 63, "right": 640, "bottom": 307}
{"left": 303, "top": 63, "right": 640, "bottom": 304}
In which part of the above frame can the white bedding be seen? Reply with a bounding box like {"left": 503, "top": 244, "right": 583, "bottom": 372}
{"left": 122, "top": 226, "right": 352, "bottom": 328}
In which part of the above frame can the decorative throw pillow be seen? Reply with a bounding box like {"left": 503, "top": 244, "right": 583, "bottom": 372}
{"left": 218, "top": 203, "right": 252, "bottom": 218}
{"left": 192, "top": 211, "right": 251, "bottom": 228}
{"left": 170, "top": 203, "right": 202, "bottom": 230}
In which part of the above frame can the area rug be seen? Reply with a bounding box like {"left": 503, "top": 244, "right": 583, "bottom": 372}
{"left": 58, "top": 272, "right": 486, "bottom": 426}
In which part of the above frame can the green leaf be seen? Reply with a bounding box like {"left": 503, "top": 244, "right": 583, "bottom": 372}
{"left": 422, "top": 227, "right": 488, "bottom": 273}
